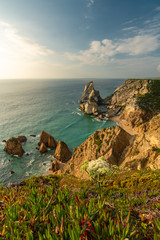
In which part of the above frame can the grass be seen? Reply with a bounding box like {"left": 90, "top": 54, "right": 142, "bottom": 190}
{"left": 0, "top": 170, "right": 160, "bottom": 239}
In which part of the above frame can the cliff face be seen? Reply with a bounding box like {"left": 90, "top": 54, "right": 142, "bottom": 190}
{"left": 57, "top": 80, "right": 160, "bottom": 178}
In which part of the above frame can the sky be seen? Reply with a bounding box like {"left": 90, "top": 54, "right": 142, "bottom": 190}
{"left": 0, "top": 0, "right": 160, "bottom": 79}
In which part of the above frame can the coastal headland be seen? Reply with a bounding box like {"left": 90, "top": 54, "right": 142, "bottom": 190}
{"left": 1, "top": 79, "right": 160, "bottom": 239}
{"left": 51, "top": 79, "right": 160, "bottom": 178}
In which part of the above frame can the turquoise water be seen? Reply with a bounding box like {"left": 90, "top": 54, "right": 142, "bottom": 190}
{"left": 0, "top": 79, "right": 125, "bottom": 186}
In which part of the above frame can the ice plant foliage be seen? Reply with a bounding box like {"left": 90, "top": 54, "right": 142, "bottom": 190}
{"left": 0, "top": 171, "right": 160, "bottom": 239}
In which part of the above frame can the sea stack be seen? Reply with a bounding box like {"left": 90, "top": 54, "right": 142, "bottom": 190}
{"left": 38, "top": 131, "right": 57, "bottom": 153}
{"left": 54, "top": 141, "right": 72, "bottom": 162}
{"left": 79, "top": 81, "right": 103, "bottom": 115}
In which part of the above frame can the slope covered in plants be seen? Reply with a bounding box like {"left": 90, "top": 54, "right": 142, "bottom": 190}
{"left": 0, "top": 170, "right": 160, "bottom": 239}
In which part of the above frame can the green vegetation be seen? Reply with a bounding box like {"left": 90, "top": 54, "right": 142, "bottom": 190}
{"left": 152, "top": 147, "right": 160, "bottom": 153}
{"left": 137, "top": 80, "right": 160, "bottom": 114}
{"left": 94, "top": 132, "right": 102, "bottom": 152}
{"left": 0, "top": 170, "right": 160, "bottom": 239}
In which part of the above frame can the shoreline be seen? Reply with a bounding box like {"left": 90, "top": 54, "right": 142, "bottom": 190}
{"left": 110, "top": 116, "right": 137, "bottom": 136}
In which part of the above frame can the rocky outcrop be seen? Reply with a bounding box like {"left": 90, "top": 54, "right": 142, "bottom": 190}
{"left": 80, "top": 101, "right": 100, "bottom": 115}
{"left": 61, "top": 126, "right": 134, "bottom": 178}
{"left": 79, "top": 81, "right": 103, "bottom": 115}
{"left": 51, "top": 159, "right": 60, "bottom": 172}
{"left": 120, "top": 113, "right": 160, "bottom": 171}
{"left": 4, "top": 137, "right": 25, "bottom": 157}
{"left": 104, "top": 79, "right": 150, "bottom": 107}
{"left": 38, "top": 131, "right": 57, "bottom": 152}
{"left": 39, "top": 143, "right": 47, "bottom": 153}
{"left": 80, "top": 81, "right": 102, "bottom": 104}
{"left": 104, "top": 79, "right": 153, "bottom": 124}
{"left": 54, "top": 141, "right": 72, "bottom": 163}
{"left": 17, "top": 136, "right": 27, "bottom": 143}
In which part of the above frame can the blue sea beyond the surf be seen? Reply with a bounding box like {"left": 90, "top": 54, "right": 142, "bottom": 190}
{"left": 0, "top": 78, "right": 125, "bottom": 186}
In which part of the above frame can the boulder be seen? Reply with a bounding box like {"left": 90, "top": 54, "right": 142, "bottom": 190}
{"left": 30, "top": 134, "right": 36, "bottom": 137}
{"left": 39, "top": 131, "right": 57, "bottom": 149}
{"left": 51, "top": 158, "right": 60, "bottom": 172}
{"left": 4, "top": 137, "right": 25, "bottom": 157}
{"left": 39, "top": 143, "right": 47, "bottom": 153}
{"left": 54, "top": 141, "right": 72, "bottom": 162}
{"left": 17, "top": 135, "right": 27, "bottom": 143}
{"left": 98, "top": 114, "right": 103, "bottom": 120}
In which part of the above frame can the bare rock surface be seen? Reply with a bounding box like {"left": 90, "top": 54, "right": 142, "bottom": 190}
{"left": 39, "top": 143, "right": 47, "bottom": 153}
{"left": 4, "top": 137, "right": 25, "bottom": 157}
{"left": 54, "top": 141, "right": 72, "bottom": 163}
{"left": 79, "top": 81, "right": 103, "bottom": 115}
{"left": 39, "top": 131, "right": 57, "bottom": 149}
{"left": 80, "top": 81, "right": 102, "bottom": 104}
{"left": 17, "top": 135, "right": 27, "bottom": 143}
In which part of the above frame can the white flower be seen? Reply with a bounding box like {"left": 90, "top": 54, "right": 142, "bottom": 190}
{"left": 81, "top": 157, "right": 119, "bottom": 177}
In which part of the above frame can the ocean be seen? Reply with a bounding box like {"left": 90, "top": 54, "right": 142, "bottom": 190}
{"left": 0, "top": 78, "right": 125, "bottom": 186}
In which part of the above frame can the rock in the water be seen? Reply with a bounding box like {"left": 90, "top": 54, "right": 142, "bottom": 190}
{"left": 79, "top": 81, "right": 103, "bottom": 115}
{"left": 39, "top": 143, "right": 47, "bottom": 153}
{"left": 39, "top": 131, "right": 57, "bottom": 149}
{"left": 17, "top": 135, "right": 27, "bottom": 143}
{"left": 98, "top": 114, "right": 103, "bottom": 120}
{"left": 30, "top": 134, "right": 36, "bottom": 137}
{"left": 80, "top": 101, "right": 100, "bottom": 115}
{"left": 48, "top": 136, "right": 57, "bottom": 149}
{"left": 10, "top": 170, "right": 14, "bottom": 174}
{"left": 80, "top": 81, "right": 102, "bottom": 104}
{"left": 4, "top": 137, "right": 25, "bottom": 157}
{"left": 2, "top": 140, "right": 6, "bottom": 143}
{"left": 51, "top": 158, "right": 60, "bottom": 171}
{"left": 54, "top": 141, "right": 72, "bottom": 162}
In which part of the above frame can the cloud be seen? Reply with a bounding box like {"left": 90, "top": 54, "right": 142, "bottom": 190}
{"left": 122, "top": 26, "right": 136, "bottom": 31}
{"left": 66, "top": 34, "right": 160, "bottom": 65}
{"left": 87, "top": 0, "right": 94, "bottom": 8}
{"left": 0, "top": 21, "right": 54, "bottom": 58}
{"left": 155, "top": 6, "right": 160, "bottom": 11}
{"left": 116, "top": 35, "right": 159, "bottom": 55}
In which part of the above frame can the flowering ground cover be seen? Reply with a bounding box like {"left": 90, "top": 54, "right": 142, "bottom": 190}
{"left": 0, "top": 170, "right": 160, "bottom": 239}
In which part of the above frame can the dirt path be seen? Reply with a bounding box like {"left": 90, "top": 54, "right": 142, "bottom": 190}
{"left": 111, "top": 116, "right": 137, "bottom": 136}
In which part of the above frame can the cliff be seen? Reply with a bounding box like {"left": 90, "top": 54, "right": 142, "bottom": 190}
{"left": 60, "top": 79, "right": 160, "bottom": 178}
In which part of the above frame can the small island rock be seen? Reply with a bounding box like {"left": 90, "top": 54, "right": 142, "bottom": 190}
{"left": 30, "top": 134, "right": 36, "bottom": 137}
{"left": 79, "top": 81, "right": 103, "bottom": 115}
{"left": 4, "top": 137, "right": 25, "bottom": 157}
{"left": 39, "top": 131, "right": 57, "bottom": 149}
{"left": 17, "top": 135, "right": 27, "bottom": 143}
{"left": 54, "top": 141, "right": 72, "bottom": 162}
{"left": 39, "top": 143, "right": 47, "bottom": 153}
